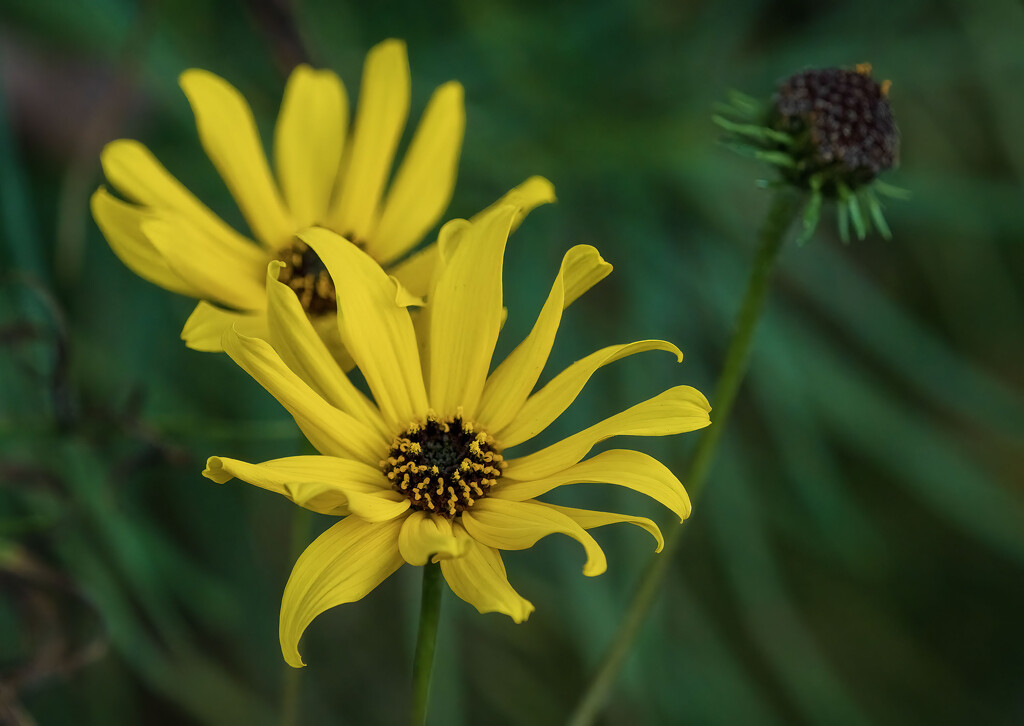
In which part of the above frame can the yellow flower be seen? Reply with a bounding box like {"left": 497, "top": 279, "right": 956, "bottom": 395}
{"left": 203, "top": 206, "right": 711, "bottom": 667}
{"left": 90, "top": 38, "right": 553, "bottom": 356}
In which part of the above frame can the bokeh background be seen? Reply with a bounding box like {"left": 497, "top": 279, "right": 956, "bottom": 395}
{"left": 2, "top": 0, "right": 1023, "bottom": 724}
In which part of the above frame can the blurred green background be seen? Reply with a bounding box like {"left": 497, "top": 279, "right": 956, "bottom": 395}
{"left": 2, "top": 0, "right": 1023, "bottom": 724}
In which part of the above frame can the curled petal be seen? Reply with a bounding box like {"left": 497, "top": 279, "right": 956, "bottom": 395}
{"left": 389, "top": 244, "right": 440, "bottom": 300}
{"left": 462, "top": 498, "right": 607, "bottom": 577}
{"left": 299, "top": 228, "right": 428, "bottom": 431}
{"left": 539, "top": 502, "right": 665, "bottom": 552}
{"left": 492, "top": 449, "right": 690, "bottom": 522}
{"left": 397, "top": 512, "right": 467, "bottom": 566}
{"left": 498, "top": 340, "right": 685, "bottom": 448}
{"left": 203, "top": 455, "right": 408, "bottom": 521}
{"left": 504, "top": 386, "right": 711, "bottom": 482}
{"left": 265, "top": 262, "right": 388, "bottom": 437}
{"left": 477, "top": 245, "right": 611, "bottom": 433}
{"left": 222, "top": 328, "right": 388, "bottom": 464}
{"left": 440, "top": 524, "right": 534, "bottom": 622}
{"left": 181, "top": 301, "right": 268, "bottom": 353}
{"left": 280, "top": 516, "right": 406, "bottom": 667}
{"left": 471, "top": 176, "right": 556, "bottom": 233}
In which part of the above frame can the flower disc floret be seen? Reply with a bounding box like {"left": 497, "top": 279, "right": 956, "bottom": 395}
{"left": 382, "top": 413, "right": 503, "bottom": 518}
{"left": 276, "top": 239, "right": 338, "bottom": 316}
{"left": 773, "top": 65, "right": 899, "bottom": 190}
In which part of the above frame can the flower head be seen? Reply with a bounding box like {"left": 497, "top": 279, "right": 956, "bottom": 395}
{"left": 91, "top": 39, "right": 553, "bottom": 357}
{"left": 203, "top": 206, "right": 710, "bottom": 667}
{"left": 715, "top": 63, "right": 904, "bottom": 243}
{"left": 772, "top": 65, "right": 899, "bottom": 191}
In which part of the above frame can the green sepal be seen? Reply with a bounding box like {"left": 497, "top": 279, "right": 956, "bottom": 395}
{"left": 866, "top": 190, "right": 893, "bottom": 240}
{"left": 847, "top": 193, "right": 867, "bottom": 240}
{"left": 712, "top": 116, "right": 792, "bottom": 145}
{"left": 752, "top": 150, "right": 796, "bottom": 168}
{"left": 796, "top": 176, "right": 824, "bottom": 245}
{"left": 874, "top": 180, "right": 912, "bottom": 200}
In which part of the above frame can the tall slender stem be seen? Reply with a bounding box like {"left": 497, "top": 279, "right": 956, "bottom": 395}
{"left": 411, "top": 562, "right": 444, "bottom": 725}
{"left": 567, "top": 190, "right": 802, "bottom": 726}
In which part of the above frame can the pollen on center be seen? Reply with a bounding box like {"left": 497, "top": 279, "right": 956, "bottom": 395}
{"left": 276, "top": 239, "right": 337, "bottom": 316}
{"left": 381, "top": 412, "right": 504, "bottom": 519}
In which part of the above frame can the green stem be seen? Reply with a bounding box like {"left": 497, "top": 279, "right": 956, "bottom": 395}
{"left": 411, "top": 562, "right": 443, "bottom": 725}
{"left": 281, "top": 506, "right": 312, "bottom": 726}
{"left": 567, "top": 190, "right": 802, "bottom": 726}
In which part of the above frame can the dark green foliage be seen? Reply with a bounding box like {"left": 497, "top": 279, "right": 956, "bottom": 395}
{"left": 1, "top": 0, "right": 1023, "bottom": 724}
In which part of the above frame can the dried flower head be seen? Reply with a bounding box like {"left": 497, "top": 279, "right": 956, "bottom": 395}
{"left": 715, "top": 63, "right": 906, "bottom": 243}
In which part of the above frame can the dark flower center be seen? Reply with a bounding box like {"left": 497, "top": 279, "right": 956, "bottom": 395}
{"left": 773, "top": 65, "right": 899, "bottom": 190}
{"left": 382, "top": 414, "right": 504, "bottom": 519}
{"left": 276, "top": 240, "right": 336, "bottom": 316}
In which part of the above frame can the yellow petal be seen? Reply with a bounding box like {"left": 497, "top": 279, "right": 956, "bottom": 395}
{"left": 397, "top": 511, "right": 467, "bottom": 566}
{"left": 403, "top": 220, "right": 470, "bottom": 389}
{"left": 462, "top": 498, "right": 607, "bottom": 576}
{"left": 436, "top": 217, "right": 474, "bottom": 266}
{"left": 300, "top": 228, "right": 428, "bottom": 431}
{"left": 540, "top": 502, "right": 664, "bottom": 552}
{"left": 370, "top": 81, "right": 465, "bottom": 264}
{"left": 265, "top": 262, "right": 388, "bottom": 438}
{"left": 428, "top": 177, "right": 554, "bottom": 287}
{"left": 179, "top": 69, "right": 295, "bottom": 249}
{"left": 492, "top": 449, "right": 690, "bottom": 522}
{"left": 504, "top": 386, "right": 711, "bottom": 482}
{"left": 90, "top": 187, "right": 198, "bottom": 296}
{"left": 328, "top": 39, "right": 410, "bottom": 243}
{"left": 336, "top": 489, "right": 410, "bottom": 522}
{"left": 310, "top": 312, "right": 356, "bottom": 373}
{"left": 498, "top": 340, "right": 685, "bottom": 448}
{"left": 389, "top": 244, "right": 440, "bottom": 300}
{"left": 417, "top": 220, "right": 473, "bottom": 358}
{"left": 428, "top": 204, "right": 517, "bottom": 418}
{"left": 439, "top": 523, "right": 534, "bottom": 622}
{"left": 559, "top": 244, "right": 613, "bottom": 308}
{"left": 390, "top": 276, "right": 425, "bottom": 307}
{"left": 477, "top": 245, "right": 611, "bottom": 433}
{"left": 280, "top": 515, "right": 405, "bottom": 667}
{"left": 99, "top": 139, "right": 255, "bottom": 253}
{"left": 222, "top": 328, "right": 387, "bottom": 464}
{"left": 471, "top": 176, "right": 556, "bottom": 234}
{"left": 273, "top": 65, "right": 348, "bottom": 228}
{"left": 411, "top": 179, "right": 554, "bottom": 305}
{"left": 181, "top": 301, "right": 269, "bottom": 352}
{"left": 203, "top": 455, "right": 409, "bottom": 521}
{"left": 141, "top": 217, "right": 267, "bottom": 310}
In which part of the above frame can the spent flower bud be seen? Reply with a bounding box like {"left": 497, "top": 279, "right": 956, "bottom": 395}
{"left": 715, "top": 64, "right": 905, "bottom": 243}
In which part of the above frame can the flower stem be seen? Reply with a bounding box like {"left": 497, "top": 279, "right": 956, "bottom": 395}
{"left": 567, "top": 190, "right": 802, "bottom": 726}
{"left": 411, "top": 562, "right": 443, "bottom": 725}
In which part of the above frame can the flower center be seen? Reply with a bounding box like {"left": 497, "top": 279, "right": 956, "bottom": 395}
{"left": 773, "top": 65, "right": 899, "bottom": 191}
{"left": 276, "top": 240, "right": 337, "bottom": 316}
{"left": 382, "top": 414, "right": 504, "bottom": 519}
